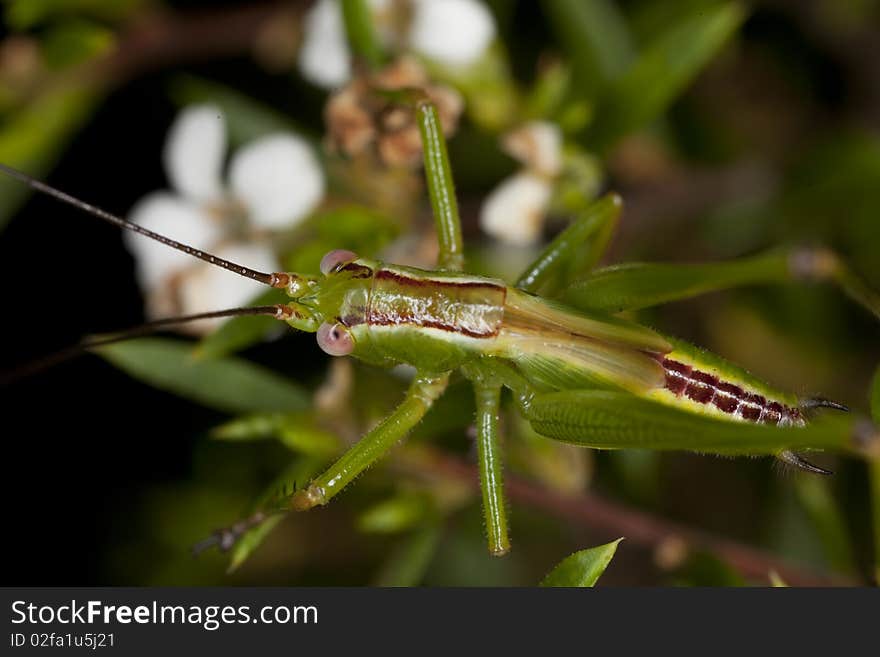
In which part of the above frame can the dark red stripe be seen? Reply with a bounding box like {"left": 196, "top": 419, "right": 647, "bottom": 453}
{"left": 660, "top": 357, "right": 802, "bottom": 426}
{"left": 374, "top": 268, "right": 504, "bottom": 293}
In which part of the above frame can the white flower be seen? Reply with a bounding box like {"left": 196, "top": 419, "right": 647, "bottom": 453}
{"left": 297, "top": 0, "right": 496, "bottom": 89}
{"left": 480, "top": 172, "right": 553, "bottom": 246}
{"left": 297, "top": 0, "right": 354, "bottom": 89}
{"left": 501, "top": 121, "right": 563, "bottom": 178}
{"left": 125, "top": 104, "right": 325, "bottom": 332}
{"left": 408, "top": 0, "right": 496, "bottom": 68}
{"left": 480, "top": 121, "right": 563, "bottom": 246}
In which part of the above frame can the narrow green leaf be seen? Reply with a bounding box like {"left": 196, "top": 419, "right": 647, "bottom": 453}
{"left": 0, "top": 83, "right": 101, "bottom": 230}
{"left": 794, "top": 476, "right": 856, "bottom": 575}
{"left": 228, "top": 456, "right": 327, "bottom": 572}
{"left": 195, "top": 289, "right": 288, "bottom": 360}
{"left": 357, "top": 493, "right": 432, "bottom": 534}
{"left": 541, "top": 0, "right": 634, "bottom": 95}
{"left": 212, "top": 412, "right": 340, "bottom": 457}
{"left": 97, "top": 338, "right": 309, "bottom": 414}
{"left": 540, "top": 539, "right": 622, "bottom": 587}
{"left": 587, "top": 2, "right": 745, "bottom": 151}
{"left": 516, "top": 193, "right": 622, "bottom": 296}
{"left": 41, "top": 20, "right": 115, "bottom": 69}
{"left": 561, "top": 251, "right": 791, "bottom": 313}
{"left": 3, "top": 0, "right": 142, "bottom": 29}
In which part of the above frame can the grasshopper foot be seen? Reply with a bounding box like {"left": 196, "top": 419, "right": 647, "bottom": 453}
{"left": 800, "top": 397, "right": 849, "bottom": 413}
{"left": 777, "top": 449, "right": 833, "bottom": 475}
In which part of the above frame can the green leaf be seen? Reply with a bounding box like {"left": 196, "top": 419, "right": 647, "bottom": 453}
{"left": 561, "top": 251, "right": 791, "bottom": 313}
{"left": 0, "top": 83, "right": 101, "bottom": 231}
{"left": 587, "top": 2, "right": 746, "bottom": 151}
{"left": 794, "top": 476, "right": 856, "bottom": 575}
{"left": 213, "top": 412, "right": 340, "bottom": 457}
{"left": 373, "top": 524, "right": 442, "bottom": 587}
{"left": 541, "top": 0, "right": 634, "bottom": 96}
{"left": 540, "top": 539, "right": 622, "bottom": 587}
{"left": 357, "top": 493, "right": 432, "bottom": 534}
{"left": 96, "top": 338, "right": 309, "bottom": 414}
{"left": 3, "top": 0, "right": 142, "bottom": 29}
{"left": 41, "top": 19, "right": 115, "bottom": 69}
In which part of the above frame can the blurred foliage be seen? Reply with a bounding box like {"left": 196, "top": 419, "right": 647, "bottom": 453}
{"left": 2, "top": 0, "right": 880, "bottom": 587}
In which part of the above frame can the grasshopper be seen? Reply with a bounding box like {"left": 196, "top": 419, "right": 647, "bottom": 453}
{"left": 0, "top": 99, "right": 874, "bottom": 557}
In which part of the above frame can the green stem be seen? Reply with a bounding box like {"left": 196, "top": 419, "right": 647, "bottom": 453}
{"left": 474, "top": 383, "right": 510, "bottom": 556}
{"left": 416, "top": 100, "right": 465, "bottom": 271}
{"left": 292, "top": 373, "right": 448, "bottom": 509}
{"left": 341, "top": 0, "right": 385, "bottom": 70}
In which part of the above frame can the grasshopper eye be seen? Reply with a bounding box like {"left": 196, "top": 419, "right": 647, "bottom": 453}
{"left": 320, "top": 249, "right": 358, "bottom": 275}
{"left": 317, "top": 322, "right": 354, "bottom": 356}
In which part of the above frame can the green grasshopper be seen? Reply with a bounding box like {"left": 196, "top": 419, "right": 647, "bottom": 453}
{"left": 0, "top": 99, "right": 874, "bottom": 557}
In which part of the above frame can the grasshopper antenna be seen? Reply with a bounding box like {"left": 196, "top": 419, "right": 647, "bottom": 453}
{"left": 0, "top": 305, "right": 291, "bottom": 385}
{"left": 0, "top": 163, "right": 288, "bottom": 288}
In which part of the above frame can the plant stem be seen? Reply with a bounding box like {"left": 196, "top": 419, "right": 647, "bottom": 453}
{"left": 341, "top": 0, "right": 386, "bottom": 70}
{"left": 394, "top": 447, "right": 855, "bottom": 586}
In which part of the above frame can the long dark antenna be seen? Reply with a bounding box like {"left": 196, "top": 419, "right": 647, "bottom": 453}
{"left": 1, "top": 305, "right": 288, "bottom": 385}
{"left": 0, "top": 163, "right": 279, "bottom": 286}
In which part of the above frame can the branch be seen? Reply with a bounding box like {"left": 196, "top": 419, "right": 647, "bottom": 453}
{"left": 396, "top": 447, "right": 854, "bottom": 587}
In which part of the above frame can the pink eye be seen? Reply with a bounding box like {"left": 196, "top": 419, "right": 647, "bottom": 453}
{"left": 320, "top": 249, "right": 358, "bottom": 275}
{"left": 316, "top": 322, "right": 354, "bottom": 356}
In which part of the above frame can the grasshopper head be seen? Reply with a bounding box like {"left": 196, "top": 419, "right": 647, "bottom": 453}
{"left": 279, "top": 249, "right": 375, "bottom": 356}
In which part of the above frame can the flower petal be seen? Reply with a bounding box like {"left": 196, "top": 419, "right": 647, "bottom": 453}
{"left": 480, "top": 172, "right": 552, "bottom": 246}
{"left": 229, "top": 134, "right": 325, "bottom": 229}
{"left": 409, "top": 0, "right": 496, "bottom": 68}
{"left": 163, "top": 104, "right": 226, "bottom": 202}
{"left": 177, "top": 243, "right": 279, "bottom": 333}
{"left": 297, "top": 0, "right": 351, "bottom": 88}
{"left": 124, "top": 192, "right": 222, "bottom": 291}
{"left": 502, "top": 121, "right": 563, "bottom": 178}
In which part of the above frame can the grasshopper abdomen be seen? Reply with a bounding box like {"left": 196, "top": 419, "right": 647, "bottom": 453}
{"left": 660, "top": 357, "right": 805, "bottom": 428}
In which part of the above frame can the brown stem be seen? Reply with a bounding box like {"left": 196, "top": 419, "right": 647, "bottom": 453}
{"left": 397, "top": 448, "right": 854, "bottom": 587}
{"left": 97, "top": 1, "right": 302, "bottom": 83}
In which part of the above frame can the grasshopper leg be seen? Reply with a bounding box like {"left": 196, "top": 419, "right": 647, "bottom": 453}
{"left": 291, "top": 373, "right": 449, "bottom": 510}
{"left": 777, "top": 450, "right": 833, "bottom": 475}
{"left": 416, "top": 99, "right": 465, "bottom": 272}
{"left": 473, "top": 382, "right": 510, "bottom": 556}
